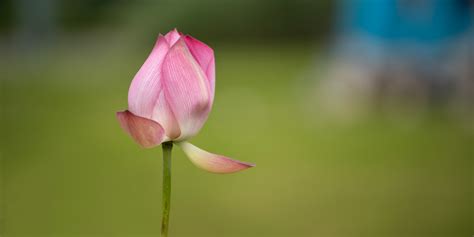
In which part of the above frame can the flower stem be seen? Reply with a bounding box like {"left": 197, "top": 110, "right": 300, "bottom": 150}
{"left": 161, "top": 141, "right": 173, "bottom": 237}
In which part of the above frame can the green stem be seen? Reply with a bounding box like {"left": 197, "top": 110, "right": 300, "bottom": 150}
{"left": 161, "top": 141, "right": 173, "bottom": 237}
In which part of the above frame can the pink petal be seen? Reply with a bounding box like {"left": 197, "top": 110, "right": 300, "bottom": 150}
{"left": 151, "top": 90, "right": 181, "bottom": 140}
{"left": 178, "top": 142, "right": 255, "bottom": 174}
{"left": 161, "top": 38, "right": 212, "bottom": 140}
{"left": 164, "top": 29, "right": 181, "bottom": 46}
{"left": 128, "top": 35, "right": 169, "bottom": 119}
{"left": 183, "top": 35, "right": 215, "bottom": 104}
{"left": 116, "top": 110, "right": 165, "bottom": 148}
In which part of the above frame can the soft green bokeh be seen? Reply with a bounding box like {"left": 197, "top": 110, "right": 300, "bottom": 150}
{"left": 1, "top": 41, "right": 472, "bottom": 237}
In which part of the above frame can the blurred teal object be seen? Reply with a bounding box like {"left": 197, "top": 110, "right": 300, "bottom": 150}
{"left": 327, "top": 0, "right": 473, "bottom": 104}
{"left": 338, "top": 0, "right": 472, "bottom": 44}
{"left": 335, "top": 0, "right": 473, "bottom": 64}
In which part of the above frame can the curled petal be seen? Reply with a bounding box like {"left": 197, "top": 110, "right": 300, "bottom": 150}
{"left": 116, "top": 110, "right": 165, "bottom": 148}
{"left": 162, "top": 38, "right": 212, "bottom": 140}
{"left": 177, "top": 141, "right": 255, "bottom": 174}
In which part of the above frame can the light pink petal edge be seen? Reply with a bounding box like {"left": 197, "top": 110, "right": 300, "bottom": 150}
{"left": 177, "top": 141, "right": 255, "bottom": 174}
{"left": 116, "top": 110, "right": 165, "bottom": 148}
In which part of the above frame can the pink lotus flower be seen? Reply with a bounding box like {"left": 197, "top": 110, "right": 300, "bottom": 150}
{"left": 116, "top": 29, "right": 254, "bottom": 174}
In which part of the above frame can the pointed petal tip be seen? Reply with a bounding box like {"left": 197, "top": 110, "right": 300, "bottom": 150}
{"left": 116, "top": 110, "right": 165, "bottom": 149}
{"left": 245, "top": 162, "right": 256, "bottom": 168}
{"left": 165, "top": 29, "right": 182, "bottom": 46}
{"left": 153, "top": 34, "right": 167, "bottom": 47}
{"left": 197, "top": 155, "right": 255, "bottom": 174}
{"left": 212, "top": 155, "right": 255, "bottom": 173}
{"left": 178, "top": 142, "right": 255, "bottom": 174}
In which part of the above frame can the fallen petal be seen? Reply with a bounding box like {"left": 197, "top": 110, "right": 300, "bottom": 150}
{"left": 116, "top": 110, "right": 165, "bottom": 148}
{"left": 177, "top": 141, "right": 255, "bottom": 174}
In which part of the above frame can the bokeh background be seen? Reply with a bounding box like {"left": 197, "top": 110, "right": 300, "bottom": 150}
{"left": 1, "top": 1, "right": 473, "bottom": 236}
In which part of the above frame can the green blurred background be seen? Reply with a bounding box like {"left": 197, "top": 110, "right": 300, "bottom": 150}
{"left": 1, "top": 1, "right": 472, "bottom": 237}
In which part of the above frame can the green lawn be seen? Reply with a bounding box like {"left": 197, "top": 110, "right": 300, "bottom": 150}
{"left": 1, "top": 40, "right": 472, "bottom": 237}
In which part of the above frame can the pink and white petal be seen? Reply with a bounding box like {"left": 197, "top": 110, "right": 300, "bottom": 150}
{"left": 178, "top": 142, "right": 255, "bottom": 174}
{"left": 164, "top": 29, "right": 181, "bottom": 47}
{"left": 116, "top": 110, "right": 165, "bottom": 148}
{"left": 128, "top": 35, "right": 169, "bottom": 119}
{"left": 183, "top": 35, "right": 215, "bottom": 103}
{"left": 161, "top": 38, "right": 212, "bottom": 140}
{"left": 205, "top": 57, "right": 215, "bottom": 105}
{"left": 151, "top": 90, "right": 181, "bottom": 140}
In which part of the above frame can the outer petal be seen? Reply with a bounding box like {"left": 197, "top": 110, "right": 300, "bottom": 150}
{"left": 128, "top": 35, "right": 169, "bottom": 119}
{"left": 128, "top": 35, "right": 181, "bottom": 140}
{"left": 161, "top": 38, "right": 212, "bottom": 140}
{"left": 183, "top": 35, "right": 215, "bottom": 105}
{"left": 177, "top": 142, "right": 255, "bottom": 174}
{"left": 164, "top": 29, "right": 181, "bottom": 46}
{"left": 116, "top": 110, "right": 165, "bottom": 148}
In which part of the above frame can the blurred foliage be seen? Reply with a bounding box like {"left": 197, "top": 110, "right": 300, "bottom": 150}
{"left": 1, "top": 39, "right": 473, "bottom": 236}
{"left": 123, "top": 0, "right": 334, "bottom": 41}
{"left": 0, "top": 0, "right": 334, "bottom": 41}
{"left": 58, "top": 0, "right": 120, "bottom": 30}
{"left": 0, "top": 0, "right": 13, "bottom": 31}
